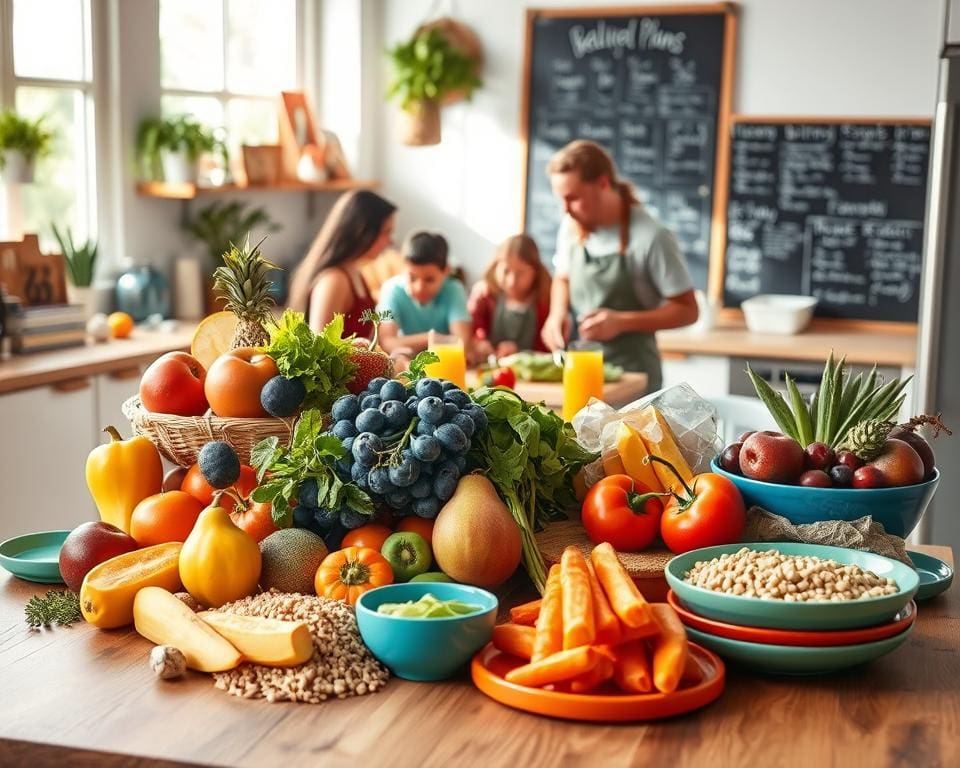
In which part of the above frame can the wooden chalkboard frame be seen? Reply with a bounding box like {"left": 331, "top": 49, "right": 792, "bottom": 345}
{"left": 718, "top": 114, "right": 931, "bottom": 334}
{"left": 520, "top": 3, "right": 739, "bottom": 293}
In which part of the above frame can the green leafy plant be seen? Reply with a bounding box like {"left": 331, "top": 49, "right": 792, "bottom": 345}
{"left": 386, "top": 27, "right": 482, "bottom": 112}
{"left": 0, "top": 109, "right": 54, "bottom": 169}
{"left": 182, "top": 200, "right": 281, "bottom": 273}
{"left": 24, "top": 590, "right": 82, "bottom": 628}
{"left": 135, "top": 114, "right": 225, "bottom": 180}
{"left": 51, "top": 223, "right": 98, "bottom": 288}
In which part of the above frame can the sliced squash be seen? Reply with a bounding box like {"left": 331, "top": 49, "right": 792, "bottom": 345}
{"left": 133, "top": 587, "right": 242, "bottom": 672}
{"left": 632, "top": 407, "right": 694, "bottom": 495}
{"left": 79, "top": 542, "right": 182, "bottom": 629}
{"left": 615, "top": 422, "right": 664, "bottom": 492}
{"left": 198, "top": 611, "right": 314, "bottom": 667}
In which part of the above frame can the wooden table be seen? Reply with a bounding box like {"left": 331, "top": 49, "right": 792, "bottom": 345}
{"left": 0, "top": 546, "right": 955, "bottom": 767}
{"left": 469, "top": 371, "right": 649, "bottom": 413}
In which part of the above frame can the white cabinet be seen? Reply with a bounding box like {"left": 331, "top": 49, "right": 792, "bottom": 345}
{"left": 661, "top": 354, "right": 731, "bottom": 399}
{"left": 95, "top": 364, "right": 143, "bottom": 433}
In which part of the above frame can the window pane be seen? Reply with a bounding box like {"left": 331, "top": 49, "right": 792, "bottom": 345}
{"left": 227, "top": 0, "right": 297, "bottom": 95}
{"left": 226, "top": 98, "right": 279, "bottom": 152}
{"left": 13, "top": 0, "right": 88, "bottom": 81}
{"left": 160, "top": 0, "right": 224, "bottom": 91}
{"left": 161, "top": 95, "right": 224, "bottom": 129}
{"left": 16, "top": 87, "right": 93, "bottom": 249}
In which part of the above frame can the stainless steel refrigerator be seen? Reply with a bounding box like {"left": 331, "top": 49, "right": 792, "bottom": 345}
{"left": 915, "top": 1, "right": 960, "bottom": 549}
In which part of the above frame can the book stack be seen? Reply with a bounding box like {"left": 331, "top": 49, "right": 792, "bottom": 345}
{"left": 5, "top": 303, "right": 88, "bottom": 354}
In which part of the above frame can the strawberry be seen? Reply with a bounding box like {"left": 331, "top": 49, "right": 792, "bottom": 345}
{"left": 346, "top": 310, "right": 395, "bottom": 394}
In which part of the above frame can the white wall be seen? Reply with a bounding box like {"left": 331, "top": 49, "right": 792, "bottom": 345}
{"left": 372, "top": 0, "right": 945, "bottom": 282}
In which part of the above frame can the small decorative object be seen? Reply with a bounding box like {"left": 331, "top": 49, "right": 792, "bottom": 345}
{"left": 51, "top": 223, "right": 98, "bottom": 317}
{"left": 279, "top": 91, "right": 326, "bottom": 182}
{"left": 241, "top": 144, "right": 283, "bottom": 186}
{"left": 115, "top": 264, "right": 171, "bottom": 321}
{"left": 0, "top": 234, "right": 67, "bottom": 306}
{"left": 149, "top": 644, "right": 187, "bottom": 680}
{"left": 86, "top": 312, "right": 111, "bottom": 342}
{"left": 386, "top": 18, "right": 483, "bottom": 146}
{"left": 135, "top": 114, "right": 226, "bottom": 184}
{"left": 0, "top": 109, "right": 54, "bottom": 184}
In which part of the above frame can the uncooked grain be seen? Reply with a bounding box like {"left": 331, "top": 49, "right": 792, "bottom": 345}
{"left": 210, "top": 590, "right": 389, "bottom": 703}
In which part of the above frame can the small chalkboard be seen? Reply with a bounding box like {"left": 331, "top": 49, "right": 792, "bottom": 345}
{"left": 521, "top": 4, "right": 737, "bottom": 291}
{"left": 722, "top": 117, "right": 931, "bottom": 325}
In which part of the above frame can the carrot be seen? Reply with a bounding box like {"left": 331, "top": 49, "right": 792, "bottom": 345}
{"left": 619, "top": 619, "right": 661, "bottom": 642}
{"left": 611, "top": 640, "right": 653, "bottom": 694}
{"left": 650, "top": 603, "right": 690, "bottom": 694}
{"left": 505, "top": 645, "right": 601, "bottom": 688}
{"left": 509, "top": 598, "right": 541, "bottom": 626}
{"left": 586, "top": 561, "right": 621, "bottom": 645}
{"left": 532, "top": 565, "right": 563, "bottom": 662}
{"left": 569, "top": 646, "right": 616, "bottom": 694}
{"left": 492, "top": 623, "right": 536, "bottom": 660}
{"left": 560, "top": 547, "right": 595, "bottom": 649}
{"left": 590, "top": 542, "right": 654, "bottom": 630}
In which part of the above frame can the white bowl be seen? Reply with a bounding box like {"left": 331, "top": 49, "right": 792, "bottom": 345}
{"left": 741, "top": 294, "right": 818, "bottom": 335}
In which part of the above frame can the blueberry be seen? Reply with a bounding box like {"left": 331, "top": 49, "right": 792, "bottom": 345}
{"left": 411, "top": 434, "right": 442, "bottom": 462}
{"left": 352, "top": 432, "right": 383, "bottom": 467}
{"left": 297, "top": 477, "right": 320, "bottom": 507}
{"left": 292, "top": 504, "right": 316, "bottom": 528}
{"left": 314, "top": 506, "right": 340, "bottom": 532}
{"left": 417, "top": 396, "right": 444, "bottom": 424}
{"left": 341, "top": 436, "right": 355, "bottom": 455}
{"left": 380, "top": 380, "right": 408, "bottom": 402}
{"left": 415, "top": 378, "right": 444, "bottom": 399}
{"left": 360, "top": 394, "right": 382, "bottom": 411}
{"left": 462, "top": 404, "right": 488, "bottom": 433}
{"left": 380, "top": 400, "right": 410, "bottom": 431}
{"left": 442, "top": 381, "right": 459, "bottom": 392}
{"left": 454, "top": 455, "right": 467, "bottom": 473}
{"left": 388, "top": 451, "right": 421, "bottom": 487}
{"left": 405, "top": 395, "right": 420, "bottom": 415}
{"left": 413, "top": 496, "right": 441, "bottom": 519}
{"left": 351, "top": 462, "right": 370, "bottom": 490}
{"left": 323, "top": 521, "right": 347, "bottom": 551}
{"left": 335, "top": 454, "right": 353, "bottom": 476}
{"left": 435, "top": 423, "right": 469, "bottom": 455}
{"left": 829, "top": 464, "right": 854, "bottom": 486}
{"left": 340, "top": 507, "right": 370, "bottom": 530}
{"left": 332, "top": 419, "right": 358, "bottom": 440}
{"left": 331, "top": 394, "right": 361, "bottom": 422}
{"left": 355, "top": 408, "right": 385, "bottom": 433}
{"left": 366, "top": 377, "right": 390, "bottom": 393}
{"left": 410, "top": 476, "right": 433, "bottom": 499}
{"left": 451, "top": 412, "right": 475, "bottom": 439}
{"left": 386, "top": 488, "right": 412, "bottom": 509}
{"left": 415, "top": 420, "right": 437, "bottom": 437}
{"left": 443, "top": 389, "right": 471, "bottom": 409}
{"left": 198, "top": 441, "right": 240, "bottom": 489}
{"left": 367, "top": 466, "right": 394, "bottom": 495}
{"left": 433, "top": 459, "right": 460, "bottom": 502}
{"left": 260, "top": 375, "right": 306, "bottom": 417}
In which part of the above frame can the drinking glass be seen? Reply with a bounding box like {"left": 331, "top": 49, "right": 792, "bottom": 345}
{"left": 424, "top": 331, "right": 467, "bottom": 388}
{"left": 562, "top": 341, "right": 604, "bottom": 422}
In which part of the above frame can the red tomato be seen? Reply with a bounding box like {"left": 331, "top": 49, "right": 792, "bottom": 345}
{"left": 181, "top": 463, "right": 257, "bottom": 510}
{"left": 658, "top": 464, "right": 747, "bottom": 554}
{"left": 580, "top": 474, "right": 663, "bottom": 552}
{"left": 341, "top": 524, "right": 393, "bottom": 552}
{"left": 483, "top": 366, "right": 516, "bottom": 389}
{"left": 395, "top": 516, "right": 435, "bottom": 546}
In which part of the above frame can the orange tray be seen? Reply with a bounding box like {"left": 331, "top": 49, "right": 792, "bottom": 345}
{"left": 470, "top": 642, "right": 725, "bottom": 722}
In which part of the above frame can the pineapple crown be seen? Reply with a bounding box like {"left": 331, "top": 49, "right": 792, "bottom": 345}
{"left": 838, "top": 418, "right": 894, "bottom": 461}
{"left": 213, "top": 235, "right": 278, "bottom": 322}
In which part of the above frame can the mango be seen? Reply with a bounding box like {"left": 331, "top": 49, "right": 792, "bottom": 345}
{"left": 632, "top": 407, "right": 694, "bottom": 495}
{"left": 614, "top": 422, "right": 664, "bottom": 492}
{"left": 198, "top": 611, "right": 314, "bottom": 667}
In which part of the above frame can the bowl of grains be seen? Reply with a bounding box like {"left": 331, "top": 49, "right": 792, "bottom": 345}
{"left": 665, "top": 543, "right": 919, "bottom": 631}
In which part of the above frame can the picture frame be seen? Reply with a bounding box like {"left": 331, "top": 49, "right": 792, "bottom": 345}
{"left": 279, "top": 90, "right": 325, "bottom": 182}
{"left": 0, "top": 234, "right": 67, "bottom": 306}
{"left": 241, "top": 144, "right": 283, "bottom": 186}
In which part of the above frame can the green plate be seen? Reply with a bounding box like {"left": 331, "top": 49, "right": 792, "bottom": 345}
{"left": 665, "top": 543, "right": 919, "bottom": 631}
{"left": 907, "top": 551, "right": 954, "bottom": 601}
{"left": 684, "top": 624, "right": 914, "bottom": 675}
{"left": 0, "top": 531, "right": 69, "bottom": 584}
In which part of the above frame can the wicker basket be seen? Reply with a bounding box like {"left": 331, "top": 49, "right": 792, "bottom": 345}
{"left": 122, "top": 395, "right": 295, "bottom": 467}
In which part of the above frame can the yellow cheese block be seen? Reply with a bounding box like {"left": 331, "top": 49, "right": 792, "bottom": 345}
{"left": 633, "top": 407, "right": 694, "bottom": 495}
{"left": 614, "top": 422, "right": 664, "bottom": 492}
{"left": 133, "top": 587, "right": 242, "bottom": 672}
{"left": 198, "top": 611, "right": 314, "bottom": 667}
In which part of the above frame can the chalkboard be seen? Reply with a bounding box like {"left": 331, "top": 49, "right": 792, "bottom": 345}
{"left": 521, "top": 5, "right": 737, "bottom": 291}
{"left": 723, "top": 118, "right": 931, "bottom": 323}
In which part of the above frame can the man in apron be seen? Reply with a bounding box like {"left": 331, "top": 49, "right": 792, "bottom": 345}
{"left": 540, "top": 140, "right": 699, "bottom": 393}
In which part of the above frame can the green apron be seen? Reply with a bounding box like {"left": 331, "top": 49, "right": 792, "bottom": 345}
{"left": 568, "top": 235, "right": 663, "bottom": 392}
{"left": 491, "top": 297, "right": 537, "bottom": 351}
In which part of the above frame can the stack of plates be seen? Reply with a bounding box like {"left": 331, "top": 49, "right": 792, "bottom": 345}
{"left": 664, "top": 543, "right": 921, "bottom": 675}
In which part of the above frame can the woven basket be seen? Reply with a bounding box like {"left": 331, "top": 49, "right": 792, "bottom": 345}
{"left": 122, "top": 395, "right": 295, "bottom": 467}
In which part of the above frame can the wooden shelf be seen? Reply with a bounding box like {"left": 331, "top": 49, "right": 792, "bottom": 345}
{"left": 136, "top": 178, "right": 378, "bottom": 200}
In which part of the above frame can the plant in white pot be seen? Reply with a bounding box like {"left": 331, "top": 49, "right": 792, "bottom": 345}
{"left": 135, "top": 115, "right": 224, "bottom": 184}
{"left": 52, "top": 223, "right": 99, "bottom": 317}
{"left": 0, "top": 110, "right": 54, "bottom": 183}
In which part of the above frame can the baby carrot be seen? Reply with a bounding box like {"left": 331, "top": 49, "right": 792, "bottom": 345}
{"left": 561, "top": 547, "right": 595, "bottom": 649}
{"left": 492, "top": 623, "right": 536, "bottom": 660}
{"left": 586, "top": 561, "right": 621, "bottom": 645}
{"left": 590, "top": 542, "right": 654, "bottom": 630}
{"left": 650, "top": 603, "right": 689, "bottom": 694}
{"left": 569, "top": 646, "right": 616, "bottom": 694}
{"left": 505, "top": 645, "right": 601, "bottom": 688}
{"left": 532, "top": 565, "right": 563, "bottom": 662}
{"left": 612, "top": 640, "right": 653, "bottom": 694}
{"left": 509, "top": 598, "right": 542, "bottom": 626}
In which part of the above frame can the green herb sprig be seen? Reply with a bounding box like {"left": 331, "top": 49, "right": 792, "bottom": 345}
{"left": 25, "top": 590, "right": 82, "bottom": 628}
{"left": 398, "top": 350, "right": 440, "bottom": 383}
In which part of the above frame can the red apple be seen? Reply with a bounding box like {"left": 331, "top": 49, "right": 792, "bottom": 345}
{"left": 739, "top": 430, "right": 806, "bottom": 484}
{"left": 58, "top": 521, "right": 139, "bottom": 592}
{"left": 139, "top": 351, "right": 208, "bottom": 415}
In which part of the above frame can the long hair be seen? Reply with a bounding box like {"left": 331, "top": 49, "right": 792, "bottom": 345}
{"left": 288, "top": 190, "right": 397, "bottom": 311}
{"left": 483, "top": 234, "right": 551, "bottom": 307}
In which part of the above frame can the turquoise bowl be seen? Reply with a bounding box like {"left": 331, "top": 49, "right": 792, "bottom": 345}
{"left": 355, "top": 582, "right": 498, "bottom": 681}
{"left": 0, "top": 530, "right": 69, "bottom": 583}
{"left": 666, "top": 542, "right": 919, "bottom": 631}
{"left": 684, "top": 624, "right": 914, "bottom": 675}
{"left": 711, "top": 460, "right": 939, "bottom": 537}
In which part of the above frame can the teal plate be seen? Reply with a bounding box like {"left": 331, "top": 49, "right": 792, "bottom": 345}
{"left": 666, "top": 543, "right": 919, "bottom": 631}
{"left": 685, "top": 624, "right": 914, "bottom": 675}
{"left": 907, "top": 551, "right": 954, "bottom": 601}
{"left": 0, "top": 531, "right": 69, "bottom": 584}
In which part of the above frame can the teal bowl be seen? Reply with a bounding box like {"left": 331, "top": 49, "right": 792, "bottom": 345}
{"left": 355, "top": 582, "right": 498, "bottom": 681}
{"left": 666, "top": 542, "right": 919, "bottom": 631}
{"left": 0, "top": 530, "right": 69, "bottom": 583}
{"left": 711, "top": 460, "right": 939, "bottom": 537}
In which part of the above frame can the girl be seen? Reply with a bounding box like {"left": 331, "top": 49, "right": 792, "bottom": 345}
{"left": 469, "top": 234, "right": 552, "bottom": 358}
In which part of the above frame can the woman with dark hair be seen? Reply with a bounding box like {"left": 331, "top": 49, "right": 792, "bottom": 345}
{"left": 288, "top": 190, "right": 397, "bottom": 336}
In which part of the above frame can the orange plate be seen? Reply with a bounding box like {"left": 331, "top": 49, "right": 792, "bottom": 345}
{"left": 667, "top": 590, "right": 917, "bottom": 647}
{"left": 470, "top": 642, "right": 725, "bottom": 722}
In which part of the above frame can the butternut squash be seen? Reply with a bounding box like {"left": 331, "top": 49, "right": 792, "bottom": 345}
{"left": 198, "top": 611, "right": 314, "bottom": 667}
{"left": 133, "top": 587, "right": 242, "bottom": 672}
{"left": 614, "top": 422, "right": 664, "bottom": 492}
{"left": 79, "top": 542, "right": 182, "bottom": 629}
{"left": 633, "top": 407, "right": 694, "bottom": 495}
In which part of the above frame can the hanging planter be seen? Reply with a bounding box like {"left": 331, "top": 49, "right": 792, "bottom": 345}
{"left": 400, "top": 99, "right": 442, "bottom": 146}
{"left": 0, "top": 110, "right": 53, "bottom": 184}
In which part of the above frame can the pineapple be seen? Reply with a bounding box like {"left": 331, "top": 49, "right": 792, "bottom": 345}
{"left": 212, "top": 236, "right": 277, "bottom": 349}
{"left": 838, "top": 418, "right": 894, "bottom": 461}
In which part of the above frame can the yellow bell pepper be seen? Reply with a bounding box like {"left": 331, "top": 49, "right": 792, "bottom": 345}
{"left": 85, "top": 426, "right": 163, "bottom": 533}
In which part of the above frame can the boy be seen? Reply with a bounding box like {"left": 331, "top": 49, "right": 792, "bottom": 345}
{"left": 377, "top": 231, "right": 474, "bottom": 359}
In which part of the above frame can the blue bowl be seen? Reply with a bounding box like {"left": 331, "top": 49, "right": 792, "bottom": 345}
{"left": 711, "top": 460, "right": 939, "bottom": 537}
{"left": 355, "top": 582, "right": 498, "bottom": 681}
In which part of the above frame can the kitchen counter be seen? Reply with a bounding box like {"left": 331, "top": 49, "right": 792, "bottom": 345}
{"left": 0, "top": 545, "right": 955, "bottom": 767}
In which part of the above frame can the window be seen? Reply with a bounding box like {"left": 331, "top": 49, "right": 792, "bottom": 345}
{"left": 1, "top": 0, "right": 97, "bottom": 248}
{"left": 159, "top": 0, "right": 299, "bottom": 181}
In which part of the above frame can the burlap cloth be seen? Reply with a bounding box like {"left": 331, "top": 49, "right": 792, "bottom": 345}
{"left": 744, "top": 506, "right": 913, "bottom": 566}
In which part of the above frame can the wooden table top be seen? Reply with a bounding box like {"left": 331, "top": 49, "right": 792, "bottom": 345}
{"left": 0, "top": 546, "right": 955, "bottom": 767}
{"left": 509, "top": 371, "right": 648, "bottom": 411}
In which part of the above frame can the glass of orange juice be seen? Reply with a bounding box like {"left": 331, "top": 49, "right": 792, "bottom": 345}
{"left": 424, "top": 331, "right": 467, "bottom": 389}
{"left": 562, "top": 341, "right": 604, "bottom": 422}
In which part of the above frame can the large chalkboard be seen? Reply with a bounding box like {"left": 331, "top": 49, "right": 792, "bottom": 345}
{"left": 723, "top": 118, "right": 931, "bottom": 323}
{"left": 521, "top": 5, "right": 737, "bottom": 291}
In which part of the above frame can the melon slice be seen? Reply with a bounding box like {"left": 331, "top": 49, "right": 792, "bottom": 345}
{"left": 198, "top": 611, "right": 314, "bottom": 667}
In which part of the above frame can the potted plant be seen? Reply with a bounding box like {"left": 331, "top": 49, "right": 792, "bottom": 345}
{"left": 135, "top": 115, "right": 225, "bottom": 184}
{"left": 386, "top": 20, "right": 483, "bottom": 145}
{"left": 0, "top": 110, "right": 54, "bottom": 183}
{"left": 51, "top": 223, "right": 99, "bottom": 317}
